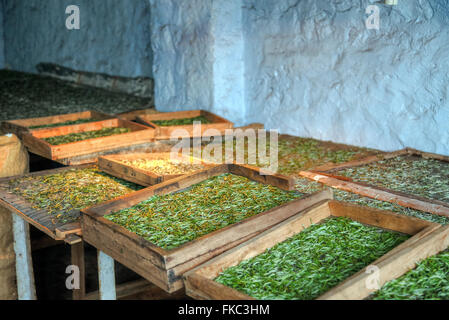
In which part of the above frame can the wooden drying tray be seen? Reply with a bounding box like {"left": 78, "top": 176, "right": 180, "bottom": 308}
{"left": 136, "top": 110, "right": 234, "bottom": 140}
{"left": 22, "top": 118, "right": 155, "bottom": 160}
{"left": 300, "top": 148, "right": 449, "bottom": 217}
{"left": 0, "top": 110, "right": 113, "bottom": 139}
{"left": 0, "top": 165, "right": 97, "bottom": 244}
{"left": 81, "top": 163, "right": 332, "bottom": 293}
{"left": 98, "top": 152, "right": 217, "bottom": 186}
{"left": 184, "top": 200, "right": 449, "bottom": 300}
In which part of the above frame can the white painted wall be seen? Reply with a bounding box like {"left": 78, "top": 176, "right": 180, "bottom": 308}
{"left": 0, "top": 0, "right": 4, "bottom": 69}
{"left": 243, "top": 0, "right": 449, "bottom": 155}
{"left": 150, "top": 0, "right": 246, "bottom": 125}
{"left": 3, "top": 0, "right": 449, "bottom": 155}
{"left": 149, "top": 0, "right": 214, "bottom": 114}
{"left": 3, "top": 0, "right": 153, "bottom": 77}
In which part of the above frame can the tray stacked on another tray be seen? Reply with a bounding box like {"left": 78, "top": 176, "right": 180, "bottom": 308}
{"left": 300, "top": 148, "right": 449, "bottom": 217}
{"left": 22, "top": 118, "right": 155, "bottom": 160}
{"left": 81, "top": 163, "right": 332, "bottom": 293}
{"left": 1, "top": 111, "right": 113, "bottom": 138}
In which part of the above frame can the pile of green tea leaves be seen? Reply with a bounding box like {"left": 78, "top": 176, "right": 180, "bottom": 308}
{"left": 215, "top": 217, "right": 409, "bottom": 300}
{"left": 334, "top": 189, "right": 449, "bottom": 225}
{"left": 337, "top": 156, "right": 449, "bottom": 203}
{"left": 0, "top": 70, "right": 153, "bottom": 122}
{"left": 200, "top": 135, "right": 378, "bottom": 176}
{"left": 28, "top": 118, "right": 98, "bottom": 129}
{"left": 43, "top": 127, "right": 131, "bottom": 145}
{"left": 8, "top": 168, "right": 142, "bottom": 223}
{"left": 152, "top": 116, "right": 211, "bottom": 126}
{"left": 374, "top": 250, "right": 449, "bottom": 300}
{"left": 105, "top": 174, "right": 303, "bottom": 250}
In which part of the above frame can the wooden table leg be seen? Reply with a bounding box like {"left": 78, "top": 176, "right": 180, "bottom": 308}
{"left": 12, "top": 214, "right": 37, "bottom": 300}
{"left": 97, "top": 250, "right": 116, "bottom": 300}
{"left": 71, "top": 241, "right": 85, "bottom": 300}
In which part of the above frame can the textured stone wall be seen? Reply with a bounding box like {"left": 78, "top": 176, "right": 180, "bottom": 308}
{"left": 150, "top": 0, "right": 246, "bottom": 125}
{"left": 149, "top": 0, "right": 214, "bottom": 115}
{"left": 243, "top": 0, "right": 449, "bottom": 154}
{"left": 3, "top": 0, "right": 153, "bottom": 77}
{"left": 0, "top": 0, "right": 4, "bottom": 69}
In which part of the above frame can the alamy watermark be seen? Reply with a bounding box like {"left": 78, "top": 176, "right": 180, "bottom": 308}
{"left": 365, "top": 265, "right": 381, "bottom": 290}
{"left": 365, "top": 5, "right": 380, "bottom": 30}
{"left": 65, "top": 265, "right": 80, "bottom": 290}
{"left": 66, "top": 5, "right": 80, "bottom": 30}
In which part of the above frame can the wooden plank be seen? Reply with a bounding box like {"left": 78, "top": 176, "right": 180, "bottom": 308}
{"left": 83, "top": 279, "right": 173, "bottom": 300}
{"left": 406, "top": 147, "right": 449, "bottom": 163}
{"left": 71, "top": 241, "right": 86, "bottom": 300}
{"left": 55, "top": 222, "right": 82, "bottom": 239}
{"left": 183, "top": 200, "right": 442, "bottom": 300}
{"left": 22, "top": 118, "right": 155, "bottom": 160}
{"left": 228, "top": 163, "right": 295, "bottom": 191}
{"left": 299, "top": 171, "right": 449, "bottom": 217}
{"left": 98, "top": 251, "right": 116, "bottom": 300}
{"left": 328, "top": 200, "right": 436, "bottom": 235}
{"left": 136, "top": 110, "right": 234, "bottom": 140}
{"left": 12, "top": 214, "right": 36, "bottom": 300}
{"left": 81, "top": 163, "right": 332, "bottom": 293}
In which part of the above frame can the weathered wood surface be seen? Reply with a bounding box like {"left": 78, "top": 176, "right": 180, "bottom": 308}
{"left": 0, "top": 164, "right": 94, "bottom": 240}
{"left": 71, "top": 241, "right": 86, "bottom": 300}
{"left": 98, "top": 251, "right": 117, "bottom": 300}
{"left": 136, "top": 110, "right": 234, "bottom": 140}
{"left": 183, "top": 200, "right": 441, "bottom": 300}
{"left": 12, "top": 214, "right": 37, "bottom": 300}
{"left": 22, "top": 118, "right": 155, "bottom": 160}
{"left": 82, "top": 164, "right": 332, "bottom": 293}
{"left": 1, "top": 111, "right": 113, "bottom": 139}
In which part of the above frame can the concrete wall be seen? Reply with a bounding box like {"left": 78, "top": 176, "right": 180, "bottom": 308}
{"left": 3, "top": 0, "right": 152, "bottom": 77}
{"left": 243, "top": 0, "right": 449, "bottom": 155}
{"left": 0, "top": 0, "right": 4, "bottom": 69}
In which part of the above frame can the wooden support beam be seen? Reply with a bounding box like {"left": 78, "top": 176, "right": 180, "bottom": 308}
{"left": 98, "top": 250, "right": 116, "bottom": 300}
{"left": 12, "top": 214, "right": 36, "bottom": 300}
{"left": 71, "top": 241, "right": 86, "bottom": 300}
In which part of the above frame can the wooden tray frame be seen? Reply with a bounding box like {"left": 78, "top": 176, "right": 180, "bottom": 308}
{"left": 1, "top": 110, "right": 113, "bottom": 139}
{"left": 184, "top": 200, "right": 448, "bottom": 300}
{"left": 81, "top": 163, "right": 332, "bottom": 293}
{"left": 0, "top": 165, "right": 97, "bottom": 242}
{"left": 22, "top": 118, "right": 155, "bottom": 160}
{"left": 300, "top": 148, "right": 449, "bottom": 217}
{"left": 136, "top": 110, "right": 234, "bottom": 140}
{"left": 98, "top": 152, "right": 217, "bottom": 186}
